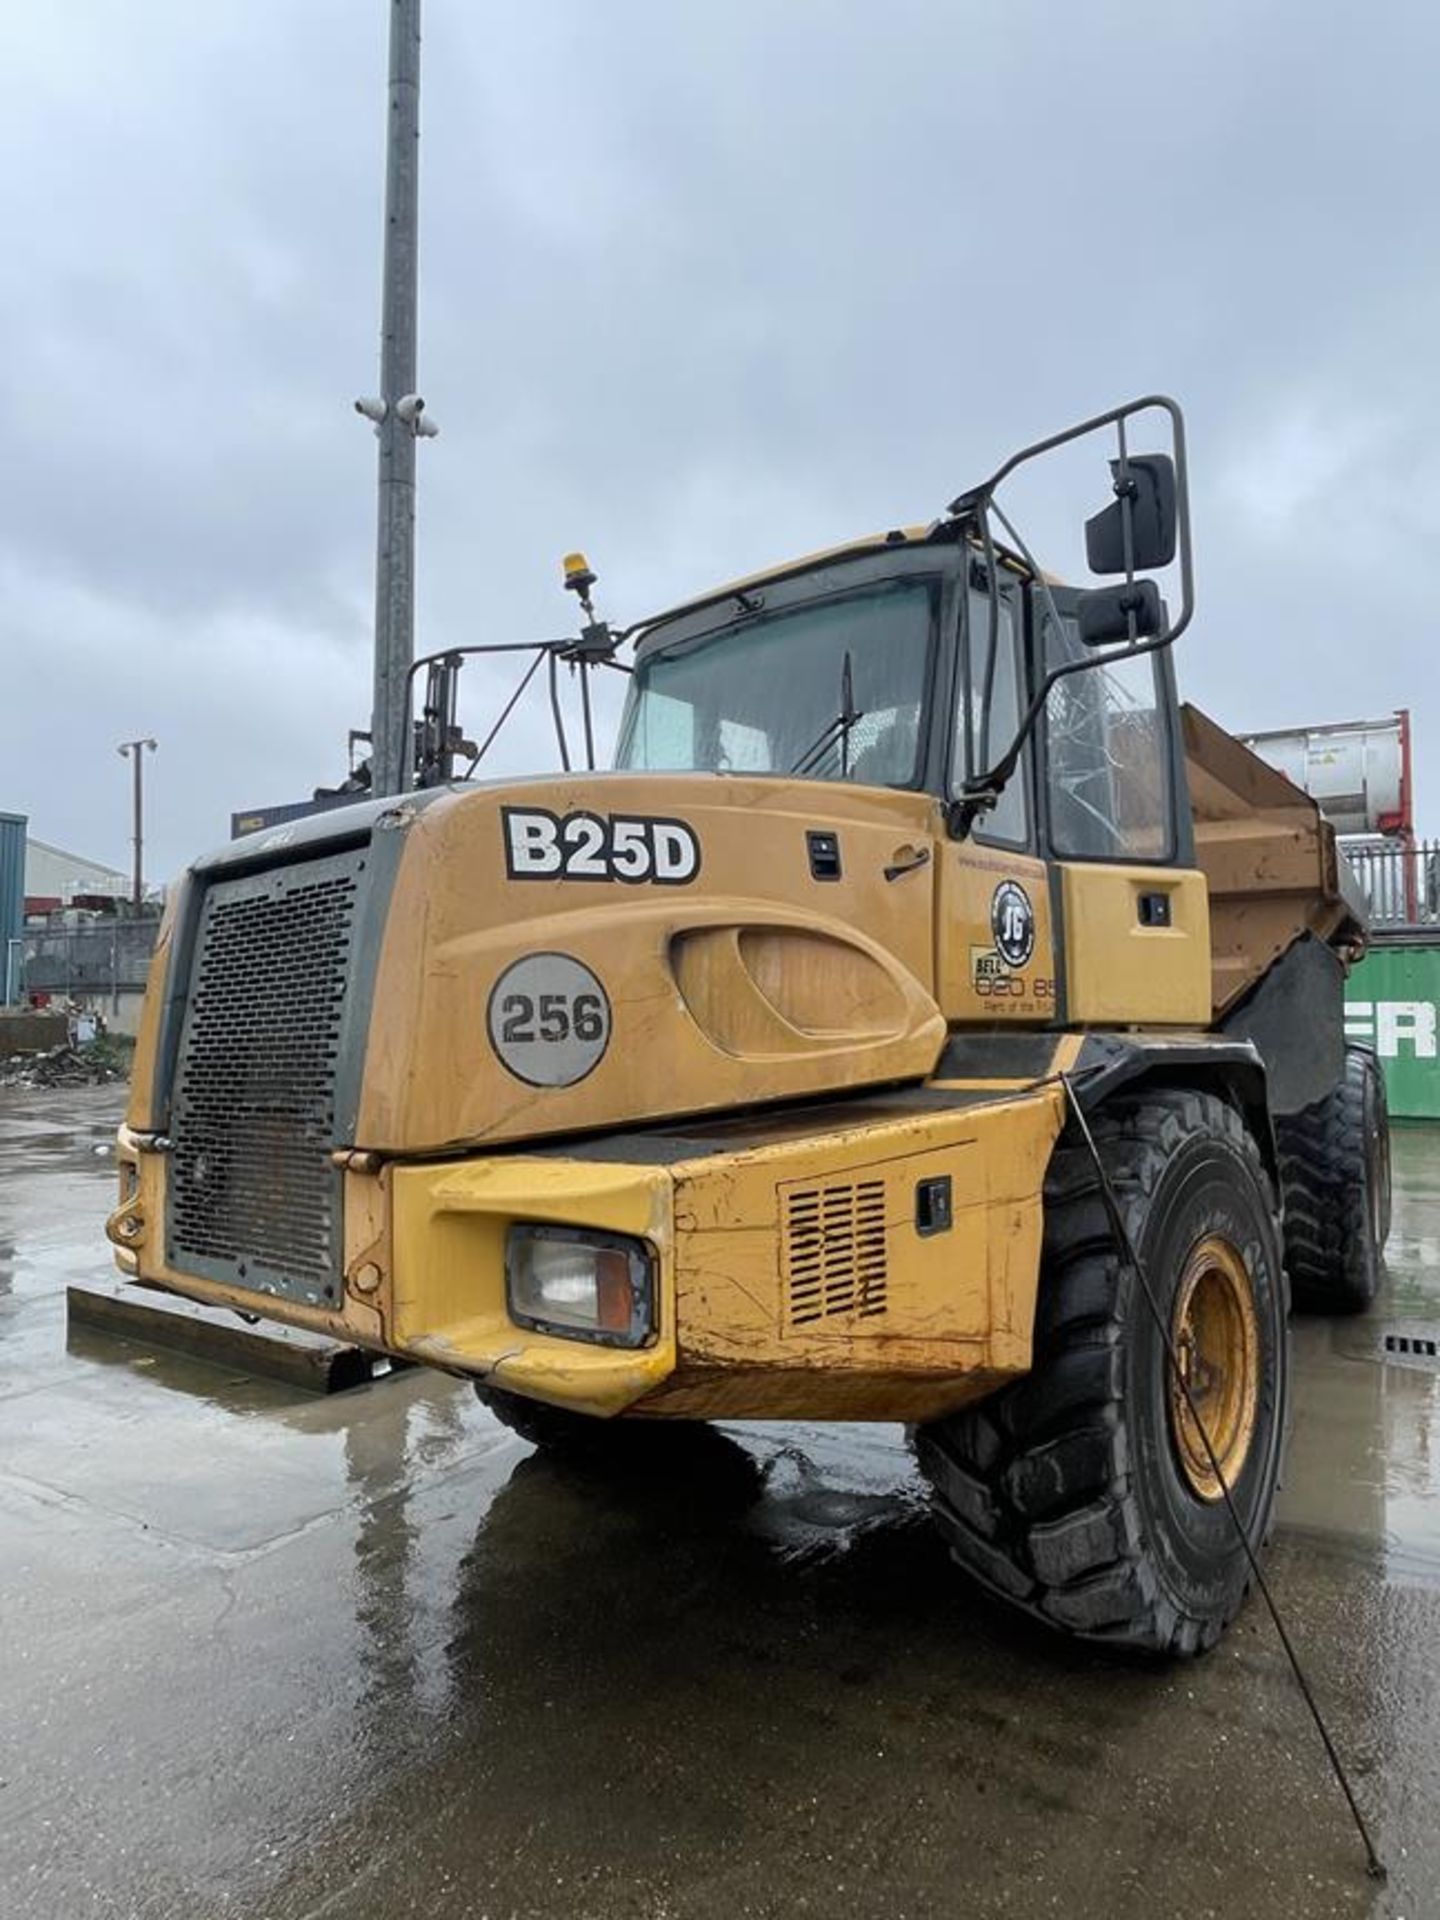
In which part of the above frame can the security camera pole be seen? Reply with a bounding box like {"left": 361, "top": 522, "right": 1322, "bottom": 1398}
{"left": 117, "top": 738, "right": 157, "bottom": 915}
{"left": 367, "top": 0, "right": 425, "bottom": 798}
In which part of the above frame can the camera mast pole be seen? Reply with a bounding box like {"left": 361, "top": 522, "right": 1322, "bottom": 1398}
{"left": 368, "top": 0, "right": 423, "bottom": 797}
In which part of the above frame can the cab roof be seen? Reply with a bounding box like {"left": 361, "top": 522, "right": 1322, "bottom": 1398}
{"left": 633, "top": 520, "right": 1040, "bottom": 639}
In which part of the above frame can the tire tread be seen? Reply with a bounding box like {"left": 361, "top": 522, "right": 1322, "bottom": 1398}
{"left": 1274, "top": 1047, "right": 1386, "bottom": 1314}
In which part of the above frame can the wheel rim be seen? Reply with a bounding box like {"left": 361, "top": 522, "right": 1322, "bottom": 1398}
{"left": 1168, "top": 1234, "right": 1261, "bottom": 1503}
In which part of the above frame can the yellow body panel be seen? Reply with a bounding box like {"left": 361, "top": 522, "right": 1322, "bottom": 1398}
{"left": 382, "top": 1156, "right": 677, "bottom": 1415}
{"left": 355, "top": 776, "right": 946, "bottom": 1156}
{"left": 1058, "top": 864, "right": 1211, "bottom": 1026}
{"left": 111, "top": 1068, "right": 1070, "bottom": 1422}
{"left": 123, "top": 918, "right": 173, "bottom": 1134}
{"left": 644, "top": 1078, "right": 1066, "bottom": 1420}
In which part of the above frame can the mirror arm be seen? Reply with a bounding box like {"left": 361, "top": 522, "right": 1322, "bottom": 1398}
{"left": 950, "top": 392, "right": 1178, "bottom": 515}
{"left": 946, "top": 394, "right": 1194, "bottom": 646}
{"left": 944, "top": 395, "right": 1195, "bottom": 841}
{"left": 1114, "top": 415, "right": 1141, "bottom": 641}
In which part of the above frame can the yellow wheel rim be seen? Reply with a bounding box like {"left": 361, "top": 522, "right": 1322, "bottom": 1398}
{"left": 1168, "top": 1234, "right": 1260, "bottom": 1503}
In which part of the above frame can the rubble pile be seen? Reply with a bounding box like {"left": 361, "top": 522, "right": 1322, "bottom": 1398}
{"left": 0, "top": 1037, "right": 133, "bottom": 1089}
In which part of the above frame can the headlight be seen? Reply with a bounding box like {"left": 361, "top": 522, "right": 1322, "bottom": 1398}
{"left": 506, "top": 1226, "right": 656, "bottom": 1347}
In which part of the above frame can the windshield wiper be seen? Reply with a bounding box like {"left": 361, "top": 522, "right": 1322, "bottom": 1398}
{"left": 790, "top": 652, "right": 863, "bottom": 777}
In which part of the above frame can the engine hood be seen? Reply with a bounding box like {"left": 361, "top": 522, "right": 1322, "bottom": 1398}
{"left": 353, "top": 772, "right": 946, "bottom": 1154}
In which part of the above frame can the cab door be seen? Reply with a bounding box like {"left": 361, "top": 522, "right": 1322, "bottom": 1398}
{"left": 1038, "top": 593, "right": 1210, "bottom": 1026}
{"left": 936, "top": 573, "right": 1060, "bottom": 1022}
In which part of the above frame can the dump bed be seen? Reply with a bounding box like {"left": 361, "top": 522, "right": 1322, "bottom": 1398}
{"left": 1183, "top": 703, "right": 1367, "bottom": 1020}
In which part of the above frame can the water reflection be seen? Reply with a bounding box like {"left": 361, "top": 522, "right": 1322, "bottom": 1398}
{"left": 11, "top": 1082, "right": 1440, "bottom": 1914}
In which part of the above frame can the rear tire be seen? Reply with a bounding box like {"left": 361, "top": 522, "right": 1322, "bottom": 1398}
{"left": 914, "top": 1089, "right": 1288, "bottom": 1659}
{"left": 1275, "top": 1046, "right": 1388, "bottom": 1314}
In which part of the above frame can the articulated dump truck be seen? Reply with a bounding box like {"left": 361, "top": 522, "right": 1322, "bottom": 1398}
{"left": 109, "top": 398, "right": 1388, "bottom": 1656}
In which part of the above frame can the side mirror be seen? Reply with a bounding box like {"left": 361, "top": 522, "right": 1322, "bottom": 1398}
{"left": 1075, "top": 580, "right": 1163, "bottom": 647}
{"left": 1085, "top": 453, "right": 1177, "bottom": 575}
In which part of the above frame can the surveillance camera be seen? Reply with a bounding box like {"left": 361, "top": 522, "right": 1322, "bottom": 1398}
{"left": 415, "top": 414, "right": 440, "bottom": 438}
{"left": 394, "top": 394, "right": 426, "bottom": 425}
{"left": 354, "top": 396, "right": 388, "bottom": 423}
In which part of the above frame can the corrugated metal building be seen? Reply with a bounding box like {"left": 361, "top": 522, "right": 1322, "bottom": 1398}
{"left": 1, "top": 812, "right": 27, "bottom": 1002}
{"left": 24, "top": 837, "right": 130, "bottom": 907}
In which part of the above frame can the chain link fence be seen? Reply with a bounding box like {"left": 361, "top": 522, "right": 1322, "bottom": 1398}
{"left": 19, "top": 919, "right": 160, "bottom": 1009}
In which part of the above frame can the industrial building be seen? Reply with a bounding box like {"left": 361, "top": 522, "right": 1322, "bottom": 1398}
{"left": 23, "top": 836, "right": 133, "bottom": 914}
{"left": 0, "top": 818, "right": 158, "bottom": 1026}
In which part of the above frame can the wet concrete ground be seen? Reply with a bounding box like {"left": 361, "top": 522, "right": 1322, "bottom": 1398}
{"left": 1, "top": 1087, "right": 1438, "bottom": 1920}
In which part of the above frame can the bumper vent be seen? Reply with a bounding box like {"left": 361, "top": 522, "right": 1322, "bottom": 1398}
{"left": 167, "top": 849, "right": 365, "bottom": 1308}
{"left": 783, "top": 1177, "right": 888, "bottom": 1326}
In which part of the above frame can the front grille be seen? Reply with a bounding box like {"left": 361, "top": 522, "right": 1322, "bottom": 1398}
{"left": 782, "top": 1177, "right": 888, "bottom": 1327}
{"left": 167, "top": 849, "right": 365, "bottom": 1308}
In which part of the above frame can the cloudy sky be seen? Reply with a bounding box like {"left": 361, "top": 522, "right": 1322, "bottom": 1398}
{"left": 5, "top": 0, "right": 1437, "bottom": 880}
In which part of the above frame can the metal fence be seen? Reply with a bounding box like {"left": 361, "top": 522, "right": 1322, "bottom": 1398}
{"left": 1344, "top": 839, "right": 1440, "bottom": 932}
{"left": 21, "top": 920, "right": 160, "bottom": 1008}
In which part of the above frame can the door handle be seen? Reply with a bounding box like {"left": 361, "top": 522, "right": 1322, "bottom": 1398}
{"left": 884, "top": 845, "right": 932, "bottom": 882}
{"left": 1137, "top": 891, "right": 1172, "bottom": 927}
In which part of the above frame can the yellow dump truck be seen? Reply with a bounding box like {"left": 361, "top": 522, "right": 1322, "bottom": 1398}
{"left": 109, "top": 397, "right": 1386, "bottom": 1656}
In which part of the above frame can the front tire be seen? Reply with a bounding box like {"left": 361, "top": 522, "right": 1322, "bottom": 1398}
{"left": 474, "top": 1383, "right": 705, "bottom": 1458}
{"left": 914, "top": 1089, "right": 1288, "bottom": 1659}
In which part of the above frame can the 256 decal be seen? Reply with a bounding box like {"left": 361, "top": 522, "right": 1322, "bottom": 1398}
{"left": 502, "top": 807, "right": 701, "bottom": 885}
{"left": 487, "top": 953, "right": 612, "bottom": 1087}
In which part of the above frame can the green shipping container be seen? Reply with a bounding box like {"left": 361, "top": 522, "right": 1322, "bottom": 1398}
{"left": 1344, "top": 941, "right": 1440, "bottom": 1121}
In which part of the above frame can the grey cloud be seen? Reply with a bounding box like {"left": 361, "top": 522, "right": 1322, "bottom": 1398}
{"left": 3, "top": 0, "right": 1437, "bottom": 878}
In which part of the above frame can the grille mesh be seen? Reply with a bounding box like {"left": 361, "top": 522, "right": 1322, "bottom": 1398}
{"left": 168, "top": 854, "right": 362, "bottom": 1306}
{"left": 783, "top": 1177, "right": 888, "bottom": 1326}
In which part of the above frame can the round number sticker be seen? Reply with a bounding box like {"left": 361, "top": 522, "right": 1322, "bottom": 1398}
{"left": 487, "top": 953, "right": 612, "bottom": 1087}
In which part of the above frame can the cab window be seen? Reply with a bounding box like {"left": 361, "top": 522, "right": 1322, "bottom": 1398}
{"left": 954, "top": 588, "right": 1029, "bottom": 846}
{"left": 1043, "top": 616, "right": 1172, "bottom": 860}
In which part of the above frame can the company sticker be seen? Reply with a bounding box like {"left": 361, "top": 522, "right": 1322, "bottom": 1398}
{"left": 502, "top": 807, "right": 701, "bottom": 885}
{"left": 969, "top": 879, "right": 1055, "bottom": 1007}
{"left": 990, "top": 879, "right": 1035, "bottom": 969}
{"left": 487, "top": 952, "right": 612, "bottom": 1087}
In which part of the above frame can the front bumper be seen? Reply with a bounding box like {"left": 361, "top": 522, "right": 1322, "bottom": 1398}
{"left": 108, "top": 1126, "right": 676, "bottom": 1417}
{"left": 109, "top": 1079, "right": 1065, "bottom": 1423}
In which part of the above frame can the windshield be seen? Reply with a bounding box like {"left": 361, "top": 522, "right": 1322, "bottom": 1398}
{"left": 614, "top": 580, "right": 934, "bottom": 784}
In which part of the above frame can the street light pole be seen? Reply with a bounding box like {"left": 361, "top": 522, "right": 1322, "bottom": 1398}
{"left": 117, "top": 738, "right": 157, "bottom": 915}
{"left": 367, "top": 0, "right": 423, "bottom": 798}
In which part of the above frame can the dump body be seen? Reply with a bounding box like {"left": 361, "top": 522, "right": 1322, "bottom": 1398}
{"left": 1184, "top": 702, "right": 1366, "bottom": 1019}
